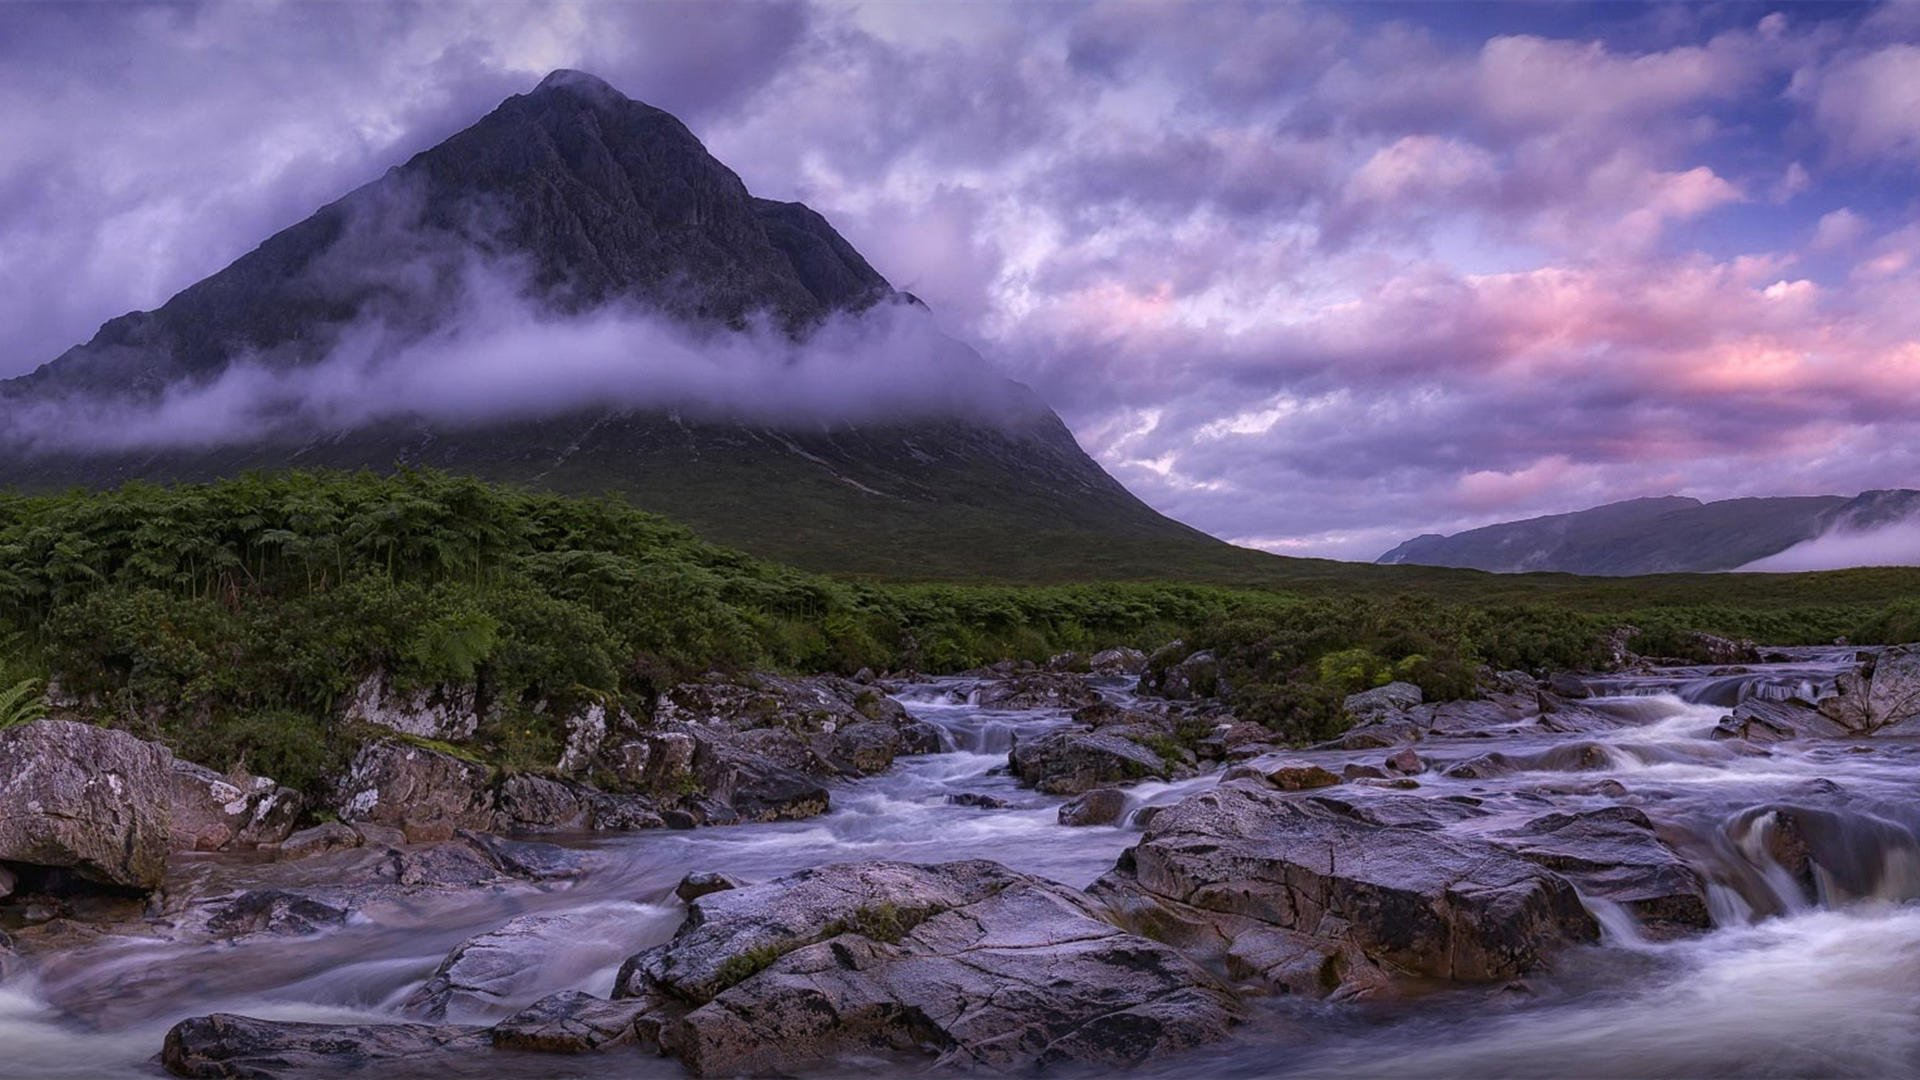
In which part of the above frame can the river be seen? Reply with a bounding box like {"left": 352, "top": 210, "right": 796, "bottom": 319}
{"left": 3, "top": 649, "right": 1917, "bottom": 1078}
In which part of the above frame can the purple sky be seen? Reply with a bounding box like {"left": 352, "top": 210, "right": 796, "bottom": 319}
{"left": 3, "top": 2, "right": 1919, "bottom": 559}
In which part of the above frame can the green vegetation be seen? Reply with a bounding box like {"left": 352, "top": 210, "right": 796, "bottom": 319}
{"left": 1, "top": 470, "right": 1915, "bottom": 789}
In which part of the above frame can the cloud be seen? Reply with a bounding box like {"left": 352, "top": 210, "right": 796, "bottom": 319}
{"left": 1739, "top": 520, "right": 1920, "bottom": 571}
{"left": 3, "top": 260, "right": 1029, "bottom": 453}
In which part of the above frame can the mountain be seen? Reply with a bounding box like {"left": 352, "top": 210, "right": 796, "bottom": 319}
{"left": 1378, "top": 490, "right": 1920, "bottom": 575}
{"left": 0, "top": 70, "right": 1239, "bottom": 580}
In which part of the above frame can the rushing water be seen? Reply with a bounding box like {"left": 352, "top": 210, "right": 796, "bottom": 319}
{"left": 3, "top": 655, "right": 1918, "bottom": 1078}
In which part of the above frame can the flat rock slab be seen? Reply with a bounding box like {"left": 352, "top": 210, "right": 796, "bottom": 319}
{"left": 162, "top": 1014, "right": 490, "bottom": 1078}
{"left": 1494, "top": 807, "right": 1710, "bottom": 933}
{"left": 616, "top": 859, "right": 1242, "bottom": 1075}
{"left": 1093, "top": 783, "right": 1599, "bottom": 995}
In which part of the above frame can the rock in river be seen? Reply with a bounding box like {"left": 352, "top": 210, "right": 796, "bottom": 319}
{"left": 0, "top": 719, "right": 173, "bottom": 892}
{"left": 1092, "top": 782, "right": 1599, "bottom": 997}
{"left": 614, "top": 859, "right": 1243, "bottom": 1075}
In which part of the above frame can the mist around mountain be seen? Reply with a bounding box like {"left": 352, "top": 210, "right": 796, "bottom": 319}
{"left": 0, "top": 70, "right": 1234, "bottom": 579}
{"left": 1379, "top": 490, "right": 1920, "bottom": 575}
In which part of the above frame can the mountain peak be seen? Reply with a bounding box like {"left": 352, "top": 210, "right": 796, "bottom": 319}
{"left": 532, "top": 68, "right": 620, "bottom": 98}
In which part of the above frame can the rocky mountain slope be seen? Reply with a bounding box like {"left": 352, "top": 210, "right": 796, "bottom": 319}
{"left": 0, "top": 70, "right": 1229, "bottom": 579}
{"left": 1378, "top": 490, "right": 1920, "bottom": 575}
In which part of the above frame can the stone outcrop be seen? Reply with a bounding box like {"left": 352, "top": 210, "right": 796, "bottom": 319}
{"left": 1818, "top": 646, "right": 1920, "bottom": 734}
{"left": 334, "top": 740, "right": 496, "bottom": 842}
{"left": 168, "top": 760, "right": 303, "bottom": 852}
{"left": 162, "top": 1014, "right": 490, "bottom": 1078}
{"left": 614, "top": 859, "right": 1243, "bottom": 1075}
{"left": 0, "top": 719, "right": 174, "bottom": 892}
{"left": 1342, "top": 681, "right": 1423, "bottom": 723}
{"left": 1092, "top": 783, "right": 1599, "bottom": 998}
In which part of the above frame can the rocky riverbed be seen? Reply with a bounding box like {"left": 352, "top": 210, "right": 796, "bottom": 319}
{"left": 2, "top": 645, "right": 1919, "bottom": 1077}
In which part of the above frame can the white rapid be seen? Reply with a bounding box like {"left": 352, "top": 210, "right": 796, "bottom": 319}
{"left": 3, "top": 655, "right": 1918, "bottom": 1078}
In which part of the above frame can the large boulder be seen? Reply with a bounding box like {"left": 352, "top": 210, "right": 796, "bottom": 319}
{"left": 333, "top": 740, "right": 495, "bottom": 842}
{"left": 1092, "top": 783, "right": 1599, "bottom": 997}
{"left": 167, "top": 760, "right": 303, "bottom": 852}
{"left": 1343, "top": 681, "right": 1423, "bottom": 722}
{"left": 691, "top": 736, "right": 831, "bottom": 823}
{"left": 406, "top": 911, "right": 604, "bottom": 1021}
{"left": 1819, "top": 646, "right": 1920, "bottom": 735}
{"left": 0, "top": 719, "right": 174, "bottom": 892}
{"left": 1009, "top": 728, "right": 1173, "bottom": 794}
{"left": 614, "top": 860, "right": 1242, "bottom": 1075}
{"left": 1494, "top": 807, "right": 1710, "bottom": 933}
{"left": 162, "top": 1014, "right": 489, "bottom": 1078}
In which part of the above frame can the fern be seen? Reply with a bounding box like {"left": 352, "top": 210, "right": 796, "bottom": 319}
{"left": 0, "top": 678, "right": 47, "bottom": 731}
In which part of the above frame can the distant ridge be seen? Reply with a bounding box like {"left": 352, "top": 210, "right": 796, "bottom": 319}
{"left": 1378, "top": 490, "right": 1920, "bottom": 575}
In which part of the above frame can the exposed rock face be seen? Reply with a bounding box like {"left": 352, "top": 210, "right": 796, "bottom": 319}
{"left": 1343, "top": 681, "right": 1423, "bottom": 723}
{"left": 1010, "top": 728, "right": 1174, "bottom": 794}
{"left": 491, "top": 991, "right": 652, "bottom": 1053}
{"left": 334, "top": 740, "right": 495, "bottom": 842}
{"left": 162, "top": 1014, "right": 490, "bottom": 1078}
{"left": 343, "top": 672, "right": 481, "bottom": 742}
{"left": 1139, "top": 644, "right": 1223, "bottom": 701}
{"left": 0, "top": 719, "right": 174, "bottom": 891}
{"left": 1092, "top": 783, "right": 1599, "bottom": 997}
{"left": 555, "top": 703, "right": 610, "bottom": 775}
{"left": 1495, "top": 807, "right": 1710, "bottom": 933}
{"left": 1712, "top": 698, "right": 1849, "bottom": 743}
{"left": 972, "top": 671, "right": 1105, "bottom": 710}
{"left": 614, "top": 860, "right": 1242, "bottom": 1075}
{"left": 167, "top": 760, "right": 303, "bottom": 852}
{"left": 405, "top": 911, "right": 598, "bottom": 1021}
{"left": 1819, "top": 646, "right": 1920, "bottom": 734}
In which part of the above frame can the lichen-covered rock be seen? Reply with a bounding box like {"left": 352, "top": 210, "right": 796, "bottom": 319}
{"left": 333, "top": 740, "right": 494, "bottom": 842}
{"left": 343, "top": 671, "right": 481, "bottom": 742}
{"left": 555, "top": 703, "right": 609, "bottom": 775}
{"left": 1343, "top": 681, "right": 1423, "bottom": 722}
{"left": 1711, "top": 698, "right": 1849, "bottom": 743}
{"left": 614, "top": 860, "right": 1242, "bottom": 1075}
{"left": 1089, "top": 646, "right": 1150, "bottom": 676}
{"left": 490, "top": 991, "right": 651, "bottom": 1053}
{"left": 1092, "top": 784, "right": 1599, "bottom": 997}
{"left": 0, "top": 719, "right": 174, "bottom": 891}
{"left": 167, "top": 760, "right": 303, "bottom": 852}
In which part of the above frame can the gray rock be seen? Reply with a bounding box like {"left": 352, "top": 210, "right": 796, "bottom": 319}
{"left": 276, "top": 821, "right": 363, "bottom": 862}
{"left": 1091, "top": 784, "right": 1599, "bottom": 997}
{"left": 1142, "top": 648, "right": 1222, "bottom": 701}
{"left": 1495, "top": 807, "right": 1710, "bottom": 933}
{"left": 494, "top": 774, "right": 592, "bottom": 831}
{"left": 490, "top": 990, "right": 651, "bottom": 1053}
{"left": 167, "top": 760, "right": 303, "bottom": 852}
{"left": 342, "top": 671, "right": 480, "bottom": 742}
{"left": 334, "top": 740, "right": 495, "bottom": 842}
{"left": 1058, "top": 787, "right": 1130, "bottom": 826}
{"left": 614, "top": 859, "right": 1242, "bottom": 1075}
{"left": 1712, "top": 698, "right": 1849, "bottom": 743}
{"left": 405, "top": 911, "right": 597, "bottom": 1020}
{"left": 204, "top": 890, "right": 351, "bottom": 938}
{"left": 1819, "top": 645, "right": 1920, "bottom": 734}
{"left": 692, "top": 736, "right": 831, "bottom": 822}
{"left": 0, "top": 719, "right": 173, "bottom": 891}
{"left": 1343, "top": 681, "right": 1423, "bottom": 722}
{"left": 162, "top": 1013, "right": 489, "bottom": 1077}
{"left": 1009, "top": 728, "right": 1173, "bottom": 794}
{"left": 1089, "top": 646, "right": 1150, "bottom": 676}
{"left": 554, "top": 703, "right": 610, "bottom": 775}
{"left": 973, "top": 671, "right": 1104, "bottom": 710}
{"left": 675, "top": 870, "right": 745, "bottom": 903}
{"left": 946, "top": 792, "right": 1010, "bottom": 809}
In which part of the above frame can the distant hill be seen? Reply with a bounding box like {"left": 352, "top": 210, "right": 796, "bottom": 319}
{"left": 0, "top": 70, "right": 1236, "bottom": 580}
{"left": 1378, "top": 491, "right": 1920, "bottom": 575}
